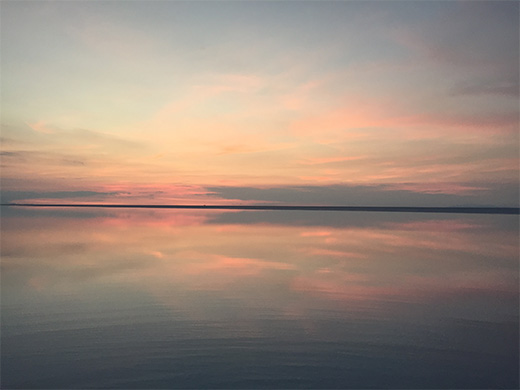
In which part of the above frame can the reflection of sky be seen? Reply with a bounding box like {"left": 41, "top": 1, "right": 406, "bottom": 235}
{"left": 2, "top": 208, "right": 518, "bottom": 318}
{"left": 2, "top": 209, "right": 518, "bottom": 388}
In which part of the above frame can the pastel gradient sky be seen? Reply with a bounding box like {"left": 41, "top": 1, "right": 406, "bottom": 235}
{"left": 1, "top": 1, "right": 518, "bottom": 206}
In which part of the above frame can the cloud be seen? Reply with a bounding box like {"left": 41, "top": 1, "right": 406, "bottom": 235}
{"left": 450, "top": 80, "right": 519, "bottom": 98}
{"left": 207, "top": 182, "right": 519, "bottom": 207}
{"left": 0, "top": 122, "right": 171, "bottom": 189}
{"left": 2, "top": 122, "right": 143, "bottom": 153}
{"left": 289, "top": 100, "right": 518, "bottom": 144}
{"left": 1, "top": 190, "right": 122, "bottom": 203}
{"left": 384, "top": 183, "right": 486, "bottom": 195}
{"left": 400, "top": 111, "right": 519, "bottom": 133}
{"left": 1, "top": 150, "right": 86, "bottom": 166}
{"left": 298, "top": 156, "right": 367, "bottom": 166}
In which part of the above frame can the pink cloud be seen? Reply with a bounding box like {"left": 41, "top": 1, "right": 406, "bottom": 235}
{"left": 298, "top": 156, "right": 367, "bottom": 165}
{"left": 306, "top": 248, "right": 367, "bottom": 259}
{"left": 290, "top": 102, "right": 517, "bottom": 145}
{"left": 25, "top": 120, "right": 55, "bottom": 134}
{"left": 397, "top": 111, "right": 519, "bottom": 134}
{"left": 300, "top": 230, "right": 332, "bottom": 237}
{"left": 297, "top": 176, "right": 338, "bottom": 183}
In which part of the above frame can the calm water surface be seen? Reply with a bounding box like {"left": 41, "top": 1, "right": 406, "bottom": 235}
{"left": 1, "top": 208, "right": 518, "bottom": 389}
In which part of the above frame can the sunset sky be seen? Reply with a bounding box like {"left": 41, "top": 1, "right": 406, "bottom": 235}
{"left": 1, "top": 1, "right": 518, "bottom": 206}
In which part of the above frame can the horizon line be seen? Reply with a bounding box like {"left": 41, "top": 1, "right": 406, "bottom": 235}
{"left": 1, "top": 203, "right": 519, "bottom": 215}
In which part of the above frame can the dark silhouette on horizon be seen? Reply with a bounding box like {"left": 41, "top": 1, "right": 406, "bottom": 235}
{"left": 1, "top": 203, "right": 518, "bottom": 215}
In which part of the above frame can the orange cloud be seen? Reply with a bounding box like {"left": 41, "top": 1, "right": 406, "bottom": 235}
{"left": 298, "top": 156, "right": 367, "bottom": 165}
{"left": 300, "top": 231, "right": 332, "bottom": 237}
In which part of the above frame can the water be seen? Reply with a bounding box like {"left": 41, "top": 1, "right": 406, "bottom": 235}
{"left": 1, "top": 207, "right": 518, "bottom": 389}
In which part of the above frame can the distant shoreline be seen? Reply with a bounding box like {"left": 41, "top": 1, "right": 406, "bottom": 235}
{"left": 1, "top": 203, "right": 518, "bottom": 215}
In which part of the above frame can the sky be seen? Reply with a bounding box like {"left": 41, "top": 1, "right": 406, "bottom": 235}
{"left": 1, "top": 0, "right": 518, "bottom": 206}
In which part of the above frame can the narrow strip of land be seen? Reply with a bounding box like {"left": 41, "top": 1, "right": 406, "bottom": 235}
{"left": 1, "top": 203, "right": 518, "bottom": 215}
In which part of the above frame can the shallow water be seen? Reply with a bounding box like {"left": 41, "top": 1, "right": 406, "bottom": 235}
{"left": 1, "top": 207, "right": 518, "bottom": 389}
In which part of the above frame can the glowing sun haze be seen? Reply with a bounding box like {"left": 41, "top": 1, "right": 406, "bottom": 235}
{"left": 1, "top": 1, "right": 518, "bottom": 206}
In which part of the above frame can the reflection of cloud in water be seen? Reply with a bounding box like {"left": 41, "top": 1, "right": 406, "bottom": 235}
{"left": 1, "top": 208, "right": 517, "bottom": 324}
{"left": 208, "top": 209, "right": 519, "bottom": 232}
{"left": 1, "top": 208, "right": 518, "bottom": 390}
